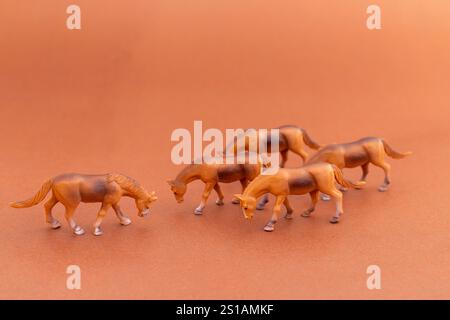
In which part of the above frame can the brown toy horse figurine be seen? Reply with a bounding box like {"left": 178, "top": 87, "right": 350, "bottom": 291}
{"left": 9, "top": 173, "right": 157, "bottom": 236}
{"left": 306, "top": 137, "right": 412, "bottom": 200}
{"left": 229, "top": 125, "right": 321, "bottom": 163}
{"left": 168, "top": 155, "right": 265, "bottom": 214}
{"left": 228, "top": 125, "right": 322, "bottom": 210}
{"left": 234, "top": 163, "right": 365, "bottom": 232}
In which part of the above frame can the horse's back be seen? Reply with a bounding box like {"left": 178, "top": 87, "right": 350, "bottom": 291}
{"left": 216, "top": 163, "right": 258, "bottom": 182}
{"left": 52, "top": 173, "right": 109, "bottom": 203}
{"left": 277, "top": 167, "right": 318, "bottom": 195}
{"left": 307, "top": 144, "right": 343, "bottom": 166}
{"left": 343, "top": 137, "right": 382, "bottom": 167}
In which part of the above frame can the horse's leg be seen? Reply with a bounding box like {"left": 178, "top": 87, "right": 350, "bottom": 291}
{"left": 322, "top": 178, "right": 345, "bottom": 199}
{"left": 256, "top": 194, "right": 269, "bottom": 210}
{"left": 93, "top": 203, "right": 111, "bottom": 236}
{"left": 232, "top": 178, "right": 248, "bottom": 204}
{"left": 44, "top": 195, "right": 61, "bottom": 229}
{"left": 360, "top": 163, "right": 369, "bottom": 183}
{"left": 319, "top": 168, "right": 337, "bottom": 201}
{"left": 264, "top": 195, "right": 285, "bottom": 232}
{"left": 338, "top": 183, "right": 348, "bottom": 192}
{"left": 321, "top": 176, "right": 337, "bottom": 200}
{"left": 283, "top": 197, "right": 294, "bottom": 219}
{"left": 194, "top": 182, "right": 215, "bottom": 214}
{"left": 290, "top": 146, "right": 309, "bottom": 164}
{"left": 280, "top": 150, "right": 288, "bottom": 167}
{"left": 328, "top": 189, "right": 343, "bottom": 224}
{"left": 64, "top": 204, "right": 84, "bottom": 235}
{"left": 113, "top": 203, "right": 131, "bottom": 226}
{"left": 334, "top": 168, "right": 348, "bottom": 192}
{"left": 302, "top": 190, "right": 319, "bottom": 217}
{"left": 371, "top": 160, "right": 391, "bottom": 192}
{"left": 321, "top": 193, "right": 331, "bottom": 201}
{"left": 214, "top": 183, "right": 225, "bottom": 206}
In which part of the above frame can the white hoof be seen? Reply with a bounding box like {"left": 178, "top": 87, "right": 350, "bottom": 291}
{"left": 50, "top": 220, "right": 61, "bottom": 229}
{"left": 120, "top": 217, "right": 132, "bottom": 226}
{"left": 215, "top": 199, "right": 224, "bottom": 206}
{"left": 329, "top": 217, "right": 340, "bottom": 224}
{"left": 194, "top": 207, "right": 203, "bottom": 215}
{"left": 93, "top": 227, "right": 103, "bottom": 236}
{"left": 73, "top": 226, "right": 85, "bottom": 236}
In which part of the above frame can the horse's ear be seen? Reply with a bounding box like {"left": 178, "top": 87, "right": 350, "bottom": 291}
{"left": 233, "top": 194, "right": 244, "bottom": 201}
{"left": 167, "top": 180, "right": 175, "bottom": 186}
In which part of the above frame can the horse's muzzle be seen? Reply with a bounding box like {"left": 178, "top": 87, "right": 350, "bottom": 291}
{"left": 245, "top": 215, "right": 253, "bottom": 220}
{"left": 243, "top": 210, "right": 253, "bottom": 220}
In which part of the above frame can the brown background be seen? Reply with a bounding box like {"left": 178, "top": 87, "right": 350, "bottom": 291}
{"left": 0, "top": 0, "right": 449, "bottom": 299}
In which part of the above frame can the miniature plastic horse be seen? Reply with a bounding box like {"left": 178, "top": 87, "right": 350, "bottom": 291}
{"left": 10, "top": 173, "right": 157, "bottom": 236}
{"left": 229, "top": 125, "right": 321, "bottom": 163}
{"left": 234, "top": 163, "right": 365, "bottom": 232}
{"left": 306, "top": 137, "right": 412, "bottom": 200}
{"left": 228, "top": 125, "right": 322, "bottom": 209}
{"left": 168, "top": 155, "right": 265, "bottom": 214}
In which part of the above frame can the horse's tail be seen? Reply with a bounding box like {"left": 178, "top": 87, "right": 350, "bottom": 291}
{"left": 382, "top": 140, "right": 412, "bottom": 159}
{"left": 302, "top": 129, "right": 322, "bottom": 150}
{"left": 332, "top": 165, "right": 366, "bottom": 189}
{"left": 9, "top": 179, "right": 53, "bottom": 208}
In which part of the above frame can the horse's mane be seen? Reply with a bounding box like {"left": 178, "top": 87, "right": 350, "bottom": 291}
{"left": 107, "top": 173, "right": 147, "bottom": 199}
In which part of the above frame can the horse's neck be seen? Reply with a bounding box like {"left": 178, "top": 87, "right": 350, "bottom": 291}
{"left": 128, "top": 187, "right": 147, "bottom": 200}
{"left": 245, "top": 177, "right": 270, "bottom": 198}
{"left": 123, "top": 190, "right": 142, "bottom": 200}
{"left": 109, "top": 174, "right": 147, "bottom": 200}
{"left": 123, "top": 191, "right": 137, "bottom": 199}
{"left": 176, "top": 165, "right": 200, "bottom": 184}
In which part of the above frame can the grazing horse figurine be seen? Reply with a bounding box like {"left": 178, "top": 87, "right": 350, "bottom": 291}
{"left": 234, "top": 163, "right": 365, "bottom": 232}
{"left": 9, "top": 173, "right": 158, "bottom": 236}
{"left": 228, "top": 125, "right": 322, "bottom": 210}
{"left": 306, "top": 137, "right": 412, "bottom": 200}
{"left": 168, "top": 155, "right": 265, "bottom": 214}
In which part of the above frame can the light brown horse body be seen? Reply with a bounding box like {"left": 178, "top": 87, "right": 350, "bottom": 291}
{"left": 10, "top": 173, "right": 157, "bottom": 236}
{"left": 229, "top": 125, "right": 322, "bottom": 209}
{"left": 234, "top": 163, "right": 365, "bottom": 232}
{"left": 168, "top": 157, "right": 263, "bottom": 214}
{"left": 306, "top": 137, "right": 412, "bottom": 199}
{"left": 230, "top": 125, "right": 321, "bottom": 163}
